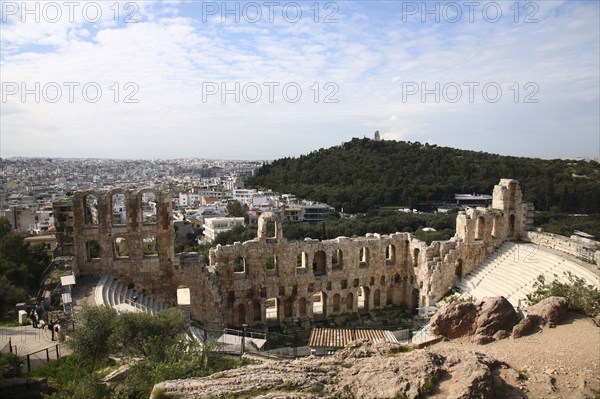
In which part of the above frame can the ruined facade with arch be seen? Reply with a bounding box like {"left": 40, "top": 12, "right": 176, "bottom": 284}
{"left": 53, "top": 179, "right": 530, "bottom": 329}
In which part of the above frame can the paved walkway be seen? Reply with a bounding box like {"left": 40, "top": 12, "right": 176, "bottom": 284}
{"left": 1, "top": 325, "right": 70, "bottom": 371}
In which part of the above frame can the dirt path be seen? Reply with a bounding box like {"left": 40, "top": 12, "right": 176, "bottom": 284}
{"left": 433, "top": 312, "right": 600, "bottom": 399}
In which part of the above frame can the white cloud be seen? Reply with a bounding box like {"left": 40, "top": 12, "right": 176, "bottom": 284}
{"left": 1, "top": 0, "right": 598, "bottom": 159}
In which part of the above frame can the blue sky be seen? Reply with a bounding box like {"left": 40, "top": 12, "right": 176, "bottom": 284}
{"left": 1, "top": 0, "right": 598, "bottom": 160}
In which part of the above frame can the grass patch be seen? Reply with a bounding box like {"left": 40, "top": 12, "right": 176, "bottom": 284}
{"left": 517, "top": 369, "right": 529, "bottom": 381}
{"left": 419, "top": 372, "right": 439, "bottom": 397}
{"left": 0, "top": 317, "right": 24, "bottom": 327}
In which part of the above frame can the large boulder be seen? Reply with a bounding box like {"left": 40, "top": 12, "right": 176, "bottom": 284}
{"left": 430, "top": 302, "right": 478, "bottom": 339}
{"left": 511, "top": 314, "right": 543, "bottom": 338}
{"left": 474, "top": 297, "right": 519, "bottom": 337}
{"left": 526, "top": 296, "right": 568, "bottom": 327}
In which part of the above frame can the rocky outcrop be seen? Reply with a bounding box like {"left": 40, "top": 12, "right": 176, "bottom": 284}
{"left": 431, "top": 297, "right": 518, "bottom": 344}
{"left": 474, "top": 296, "right": 519, "bottom": 337}
{"left": 151, "top": 340, "right": 517, "bottom": 399}
{"left": 512, "top": 297, "right": 569, "bottom": 338}
{"left": 430, "top": 302, "right": 477, "bottom": 338}
{"left": 511, "top": 314, "right": 543, "bottom": 338}
{"left": 526, "top": 296, "right": 568, "bottom": 327}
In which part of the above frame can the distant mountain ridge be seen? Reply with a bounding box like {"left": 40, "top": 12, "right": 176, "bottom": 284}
{"left": 248, "top": 138, "right": 600, "bottom": 213}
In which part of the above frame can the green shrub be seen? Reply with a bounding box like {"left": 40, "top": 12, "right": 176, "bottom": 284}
{"left": 526, "top": 272, "right": 600, "bottom": 316}
{"left": 0, "top": 353, "right": 22, "bottom": 378}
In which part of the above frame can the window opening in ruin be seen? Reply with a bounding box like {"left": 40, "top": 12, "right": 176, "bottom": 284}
{"left": 333, "top": 294, "right": 341, "bottom": 313}
{"left": 492, "top": 214, "right": 501, "bottom": 238}
{"left": 141, "top": 191, "right": 157, "bottom": 224}
{"left": 386, "top": 286, "right": 394, "bottom": 305}
{"left": 509, "top": 214, "right": 516, "bottom": 236}
{"left": 385, "top": 244, "right": 396, "bottom": 265}
{"left": 332, "top": 249, "right": 343, "bottom": 270}
{"left": 253, "top": 301, "right": 262, "bottom": 321}
{"left": 345, "top": 292, "right": 354, "bottom": 312}
{"left": 359, "top": 247, "right": 369, "bottom": 267}
{"left": 143, "top": 235, "right": 158, "bottom": 256}
{"left": 238, "top": 304, "right": 246, "bottom": 325}
{"left": 313, "top": 250, "right": 326, "bottom": 276}
{"left": 476, "top": 216, "right": 485, "bottom": 240}
{"left": 114, "top": 237, "right": 129, "bottom": 258}
{"left": 234, "top": 256, "right": 245, "bottom": 273}
{"left": 266, "top": 254, "right": 277, "bottom": 270}
{"left": 312, "top": 291, "right": 327, "bottom": 318}
{"left": 341, "top": 279, "right": 348, "bottom": 289}
{"left": 380, "top": 275, "right": 386, "bottom": 285}
{"left": 455, "top": 259, "right": 463, "bottom": 282}
{"left": 265, "top": 220, "right": 277, "bottom": 239}
{"left": 284, "top": 298, "right": 293, "bottom": 318}
{"left": 299, "top": 297, "right": 307, "bottom": 316}
{"left": 413, "top": 248, "right": 420, "bottom": 267}
{"left": 84, "top": 194, "right": 99, "bottom": 225}
{"left": 297, "top": 252, "right": 307, "bottom": 268}
{"left": 86, "top": 240, "right": 101, "bottom": 260}
{"left": 265, "top": 297, "right": 278, "bottom": 321}
{"left": 373, "top": 289, "right": 381, "bottom": 308}
{"left": 111, "top": 193, "right": 127, "bottom": 225}
{"left": 353, "top": 278, "right": 359, "bottom": 288}
{"left": 358, "top": 286, "right": 370, "bottom": 312}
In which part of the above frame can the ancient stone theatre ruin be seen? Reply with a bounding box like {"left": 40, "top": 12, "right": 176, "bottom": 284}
{"left": 53, "top": 179, "right": 530, "bottom": 329}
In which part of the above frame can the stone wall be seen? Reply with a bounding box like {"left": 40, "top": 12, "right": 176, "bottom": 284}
{"left": 524, "top": 230, "right": 600, "bottom": 267}
{"left": 53, "top": 179, "right": 528, "bottom": 328}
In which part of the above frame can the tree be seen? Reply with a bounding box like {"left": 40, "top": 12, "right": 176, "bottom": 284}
{"left": 0, "top": 216, "right": 12, "bottom": 239}
{"left": 226, "top": 200, "right": 245, "bottom": 217}
{"left": 67, "top": 305, "right": 117, "bottom": 369}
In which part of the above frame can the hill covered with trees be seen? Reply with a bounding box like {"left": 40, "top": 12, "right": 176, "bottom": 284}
{"left": 249, "top": 138, "right": 600, "bottom": 214}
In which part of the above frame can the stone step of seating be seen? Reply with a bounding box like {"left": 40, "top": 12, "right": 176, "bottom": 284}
{"left": 95, "top": 276, "right": 108, "bottom": 306}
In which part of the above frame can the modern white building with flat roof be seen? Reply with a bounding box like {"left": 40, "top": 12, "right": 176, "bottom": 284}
{"left": 203, "top": 217, "right": 245, "bottom": 242}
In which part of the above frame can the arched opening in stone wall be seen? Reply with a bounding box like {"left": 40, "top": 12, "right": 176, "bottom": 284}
{"left": 333, "top": 293, "right": 341, "bottom": 313}
{"left": 345, "top": 292, "right": 354, "bottom": 312}
{"left": 411, "top": 288, "right": 420, "bottom": 315}
{"left": 234, "top": 256, "right": 246, "bottom": 273}
{"left": 111, "top": 193, "right": 127, "bottom": 226}
{"left": 297, "top": 252, "right": 307, "bottom": 268}
{"left": 299, "top": 297, "right": 307, "bottom": 316}
{"left": 385, "top": 244, "right": 396, "bottom": 265}
{"left": 492, "top": 214, "right": 502, "bottom": 238}
{"left": 114, "top": 237, "right": 129, "bottom": 258}
{"left": 284, "top": 298, "right": 293, "bottom": 318}
{"left": 86, "top": 240, "right": 101, "bottom": 260}
{"left": 373, "top": 289, "right": 381, "bottom": 308}
{"left": 412, "top": 248, "right": 420, "bottom": 267}
{"left": 332, "top": 249, "right": 343, "bottom": 270}
{"left": 359, "top": 247, "right": 369, "bottom": 267}
{"left": 265, "top": 220, "right": 277, "bottom": 239}
{"left": 141, "top": 191, "right": 157, "bottom": 224}
{"left": 386, "top": 286, "right": 394, "bottom": 305}
{"left": 380, "top": 275, "right": 386, "bottom": 285}
{"left": 265, "top": 297, "right": 278, "bottom": 322}
{"left": 238, "top": 304, "right": 246, "bottom": 325}
{"left": 455, "top": 259, "right": 463, "bottom": 282}
{"left": 266, "top": 254, "right": 277, "bottom": 272}
{"left": 357, "top": 286, "right": 370, "bottom": 313}
{"left": 143, "top": 235, "right": 158, "bottom": 256}
{"left": 509, "top": 181, "right": 517, "bottom": 210}
{"left": 312, "top": 291, "right": 327, "bottom": 319}
{"left": 253, "top": 301, "right": 261, "bottom": 322}
{"left": 84, "top": 194, "right": 99, "bottom": 225}
{"left": 313, "top": 251, "right": 326, "bottom": 276}
{"left": 509, "top": 214, "right": 516, "bottom": 236}
{"left": 476, "top": 216, "right": 485, "bottom": 240}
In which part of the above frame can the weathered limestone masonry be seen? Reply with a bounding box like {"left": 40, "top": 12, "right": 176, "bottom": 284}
{"left": 524, "top": 231, "right": 600, "bottom": 267}
{"left": 53, "top": 179, "right": 527, "bottom": 328}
